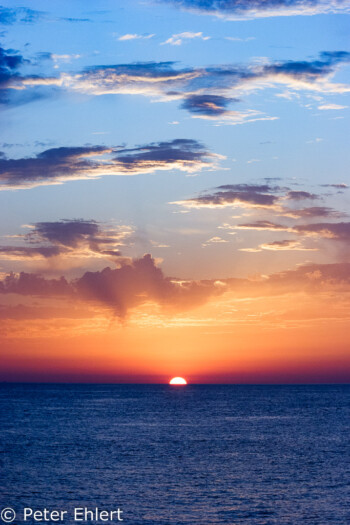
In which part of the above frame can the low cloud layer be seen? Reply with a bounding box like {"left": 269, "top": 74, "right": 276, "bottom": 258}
{"left": 1, "top": 255, "right": 350, "bottom": 319}
{"left": 0, "top": 254, "right": 225, "bottom": 317}
{"left": 159, "top": 0, "right": 350, "bottom": 19}
{"left": 0, "top": 139, "right": 219, "bottom": 189}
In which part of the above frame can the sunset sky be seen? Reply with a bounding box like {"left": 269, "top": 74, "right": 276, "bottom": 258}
{"left": 0, "top": 0, "right": 350, "bottom": 382}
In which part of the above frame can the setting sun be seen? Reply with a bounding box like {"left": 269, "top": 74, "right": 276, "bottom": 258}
{"left": 169, "top": 377, "right": 187, "bottom": 385}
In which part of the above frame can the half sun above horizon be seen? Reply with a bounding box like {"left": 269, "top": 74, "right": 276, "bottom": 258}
{"left": 169, "top": 377, "right": 187, "bottom": 385}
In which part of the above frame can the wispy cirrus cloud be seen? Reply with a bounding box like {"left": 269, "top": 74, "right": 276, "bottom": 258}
{"left": 0, "top": 5, "right": 90, "bottom": 25}
{"left": 0, "top": 139, "right": 221, "bottom": 190}
{"left": 117, "top": 33, "right": 155, "bottom": 41}
{"left": 158, "top": 0, "right": 350, "bottom": 19}
{"left": 162, "top": 31, "right": 210, "bottom": 45}
{"left": 318, "top": 103, "right": 348, "bottom": 110}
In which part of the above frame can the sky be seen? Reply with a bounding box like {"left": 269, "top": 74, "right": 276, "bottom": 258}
{"left": 0, "top": 0, "right": 350, "bottom": 383}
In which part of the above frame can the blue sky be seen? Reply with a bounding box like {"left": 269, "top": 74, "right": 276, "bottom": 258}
{"left": 0, "top": 0, "right": 349, "bottom": 280}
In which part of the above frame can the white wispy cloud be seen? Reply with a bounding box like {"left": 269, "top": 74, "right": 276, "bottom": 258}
{"left": 117, "top": 33, "right": 155, "bottom": 41}
{"left": 318, "top": 103, "right": 348, "bottom": 110}
{"left": 162, "top": 31, "right": 210, "bottom": 46}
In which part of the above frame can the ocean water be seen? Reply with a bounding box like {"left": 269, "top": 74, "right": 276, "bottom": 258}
{"left": 0, "top": 384, "right": 349, "bottom": 525}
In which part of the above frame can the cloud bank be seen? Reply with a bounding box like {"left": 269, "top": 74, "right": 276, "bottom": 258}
{"left": 7, "top": 52, "right": 350, "bottom": 120}
{"left": 159, "top": 0, "right": 350, "bottom": 19}
{"left": 1, "top": 256, "right": 350, "bottom": 319}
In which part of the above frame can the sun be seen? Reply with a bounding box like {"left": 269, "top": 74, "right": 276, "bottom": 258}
{"left": 169, "top": 377, "right": 187, "bottom": 385}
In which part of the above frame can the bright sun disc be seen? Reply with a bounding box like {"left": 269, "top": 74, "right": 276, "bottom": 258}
{"left": 169, "top": 377, "right": 187, "bottom": 385}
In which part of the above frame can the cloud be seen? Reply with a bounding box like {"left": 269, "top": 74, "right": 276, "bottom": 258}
{"left": 281, "top": 206, "right": 342, "bottom": 219}
{"left": 2, "top": 256, "right": 350, "bottom": 321}
{"left": 162, "top": 31, "right": 210, "bottom": 45}
{"left": 0, "top": 46, "right": 27, "bottom": 92}
{"left": 0, "top": 219, "right": 133, "bottom": 261}
{"left": 0, "top": 139, "right": 220, "bottom": 189}
{"left": 0, "top": 246, "right": 62, "bottom": 260}
{"left": 0, "top": 254, "right": 225, "bottom": 317}
{"left": 321, "top": 183, "right": 348, "bottom": 189}
{"left": 294, "top": 222, "right": 350, "bottom": 240}
{"left": 318, "top": 103, "right": 348, "bottom": 110}
{"left": 172, "top": 183, "right": 281, "bottom": 209}
{"left": 286, "top": 190, "right": 318, "bottom": 200}
{"left": 117, "top": 33, "right": 155, "bottom": 41}
{"left": 236, "top": 220, "right": 350, "bottom": 241}
{"left": 181, "top": 94, "right": 235, "bottom": 116}
{"left": 202, "top": 236, "right": 228, "bottom": 246}
{"left": 14, "top": 51, "right": 350, "bottom": 118}
{"left": 159, "top": 0, "right": 350, "bottom": 19}
{"left": 0, "top": 271, "right": 71, "bottom": 296}
{"left": 235, "top": 220, "right": 291, "bottom": 232}
{"left": 240, "top": 239, "right": 318, "bottom": 252}
{"left": 0, "top": 6, "right": 90, "bottom": 25}
{"left": 0, "top": 6, "right": 42, "bottom": 25}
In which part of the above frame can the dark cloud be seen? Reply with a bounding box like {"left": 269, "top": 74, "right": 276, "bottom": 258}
{"left": 0, "top": 139, "right": 217, "bottom": 189}
{"left": 112, "top": 139, "right": 213, "bottom": 170}
{"left": 283, "top": 206, "right": 342, "bottom": 218}
{"left": 173, "top": 184, "right": 279, "bottom": 209}
{"left": 217, "top": 183, "right": 283, "bottom": 193}
{"left": 29, "top": 219, "right": 101, "bottom": 247}
{"left": 264, "top": 51, "right": 350, "bottom": 78}
{"left": 286, "top": 190, "right": 318, "bottom": 201}
{"left": 0, "top": 219, "right": 130, "bottom": 260}
{"left": 13, "top": 52, "right": 350, "bottom": 117}
{"left": 236, "top": 220, "right": 350, "bottom": 241}
{"left": 0, "top": 46, "right": 27, "bottom": 92}
{"left": 0, "top": 46, "right": 50, "bottom": 107}
{"left": 159, "top": 0, "right": 350, "bottom": 19}
{"left": 181, "top": 94, "right": 235, "bottom": 116}
{"left": 0, "top": 272, "right": 71, "bottom": 296}
{"left": 294, "top": 222, "right": 350, "bottom": 240}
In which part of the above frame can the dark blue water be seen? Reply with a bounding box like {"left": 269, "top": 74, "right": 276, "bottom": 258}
{"left": 0, "top": 385, "right": 349, "bottom": 524}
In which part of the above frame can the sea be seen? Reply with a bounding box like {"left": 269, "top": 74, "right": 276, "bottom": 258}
{"left": 0, "top": 384, "right": 349, "bottom": 525}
